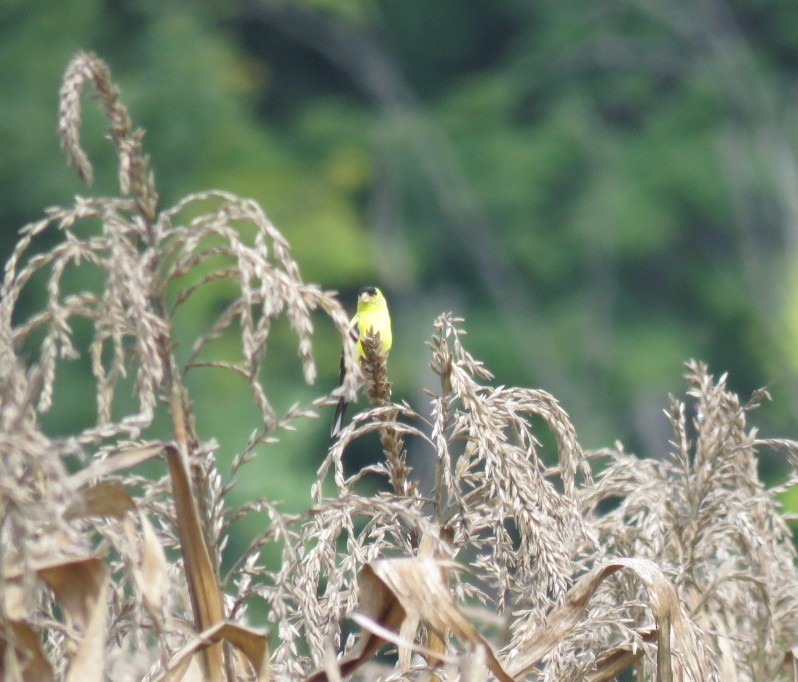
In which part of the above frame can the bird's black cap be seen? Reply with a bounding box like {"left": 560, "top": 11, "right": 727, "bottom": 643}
{"left": 358, "top": 285, "right": 377, "bottom": 296}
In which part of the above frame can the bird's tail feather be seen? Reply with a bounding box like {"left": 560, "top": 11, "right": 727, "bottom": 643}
{"left": 331, "top": 396, "right": 348, "bottom": 438}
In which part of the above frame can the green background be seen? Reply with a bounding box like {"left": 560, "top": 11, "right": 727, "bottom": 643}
{"left": 4, "top": 0, "right": 798, "bottom": 549}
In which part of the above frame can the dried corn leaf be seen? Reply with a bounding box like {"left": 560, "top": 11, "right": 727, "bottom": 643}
{"left": 321, "top": 639, "right": 343, "bottom": 682}
{"left": 782, "top": 647, "right": 798, "bottom": 679}
{"left": 36, "top": 557, "right": 108, "bottom": 682}
{"left": 68, "top": 442, "right": 164, "bottom": 490}
{"left": 3, "top": 580, "right": 28, "bottom": 621}
{"left": 126, "top": 511, "right": 169, "bottom": 629}
{"left": 155, "top": 621, "right": 270, "bottom": 682}
{"left": 165, "top": 444, "right": 225, "bottom": 680}
{"left": 458, "top": 643, "right": 489, "bottom": 682}
{"left": 368, "top": 558, "right": 512, "bottom": 680}
{"left": 347, "top": 611, "right": 457, "bottom": 664}
{"left": 0, "top": 620, "right": 55, "bottom": 682}
{"left": 508, "top": 557, "right": 710, "bottom": 681}
{"left": 66, "top": 482, "right": 136, "bottom": 519}
{"left": 585, "top": 627, "right": 656, "bottom": 682}
{"left": 417, "top": 529, "right": 450, "bottom": 680}
{"left": 305, "top": 557, "right": 514, "bottom": 682}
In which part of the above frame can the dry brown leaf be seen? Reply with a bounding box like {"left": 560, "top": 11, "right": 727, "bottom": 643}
{"left": 36, "top": 557, "right": 109, "bottom": 682}
{"left": 2, "top": 556, "right": 108, "bottom": 681}
{"left": 165, "top": 444, "right": 225, "bottom": 681}
{"left": 321, "top": 639, "right": 343, "bottom": 682}
{"left": 0, "top": 620, "right": 55, "bottom": 682}
{"left": 325, "top": 559, "right": 409, "bottom": 681}
{"left": 154, "top": 621, "right": 270, "bottom": 682}
{"left": 585, "top": 627, "right": 656, "bottom": 682}
{"left": 782, "top": 647, "right": 798, "bottom": 680}
{"left": 368, "top": 559, "right": 513, "bottom": 681}
{"left": 126, "top": 510, "right": 169, "bottom": 629}
{"left": 216, "top": 621, "right": 270, "bottom": 679}
{"left": 507, "top": 557, "right": 710, "bottom": 681}
{"left": 347, "top": 611, "right": 458, "bottom": 664}
{"left": 160, "top": 651, "right": 204, "bottom": 682}
{"left": 398, "top": 611, "right": 420, "bottom": 671}
{"left": 303, "top": 560, "right": 408, "bottom": 682}
{"left": 66, "top": 482, "right": 136, "bottom": 519}
{"left": 3, "top": 580, "right": 28, "bottom": 621}
{"left": 305, "top": 557, "right": 514, "bottom": 682}
{"left": 417, "top": 530, "right": 449, "bottom": 679}
{"left": 68, "top": 442, "right": 164, "bottom": 490}
{"left": 685, "top": 587, "right": 739, "bottom": 682}
{"left": 458, "top": 643, "right": 489, "bottom": 682}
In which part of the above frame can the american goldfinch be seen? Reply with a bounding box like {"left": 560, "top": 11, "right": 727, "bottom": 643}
{"left": 331, "top": 286, "right": 392, "bottom": 438}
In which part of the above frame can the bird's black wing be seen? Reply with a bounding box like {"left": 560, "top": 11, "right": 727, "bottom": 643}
{"left": 331, "top": 318, "right": 360, "bottom": 438}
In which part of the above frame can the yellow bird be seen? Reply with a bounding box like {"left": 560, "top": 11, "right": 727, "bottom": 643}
{"left": 331, "top": 286, "right": 392, "bottom": 438}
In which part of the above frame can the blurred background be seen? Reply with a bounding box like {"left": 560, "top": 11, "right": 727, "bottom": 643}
{"left": 4, "top": 0, "right": 798, "bottom": 516}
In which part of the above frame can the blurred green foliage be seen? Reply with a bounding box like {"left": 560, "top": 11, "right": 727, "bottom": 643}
{"left": 4, "top": 0, "right": 798, "bottom": 539}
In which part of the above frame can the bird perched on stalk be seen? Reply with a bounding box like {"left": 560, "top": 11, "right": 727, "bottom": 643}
{"left": 331, "top": 286, "right": 392, "bottom": 438}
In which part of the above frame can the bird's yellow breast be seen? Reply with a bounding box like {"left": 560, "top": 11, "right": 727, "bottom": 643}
{"left": 356, "top": 299, "right": 392, "bottom": 355}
